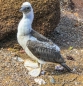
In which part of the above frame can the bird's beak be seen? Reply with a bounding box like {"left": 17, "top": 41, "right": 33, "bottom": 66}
{"left": 19, "top": 7, "right": 25, "bottom": 12}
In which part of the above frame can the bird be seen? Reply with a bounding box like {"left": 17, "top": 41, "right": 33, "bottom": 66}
{"left": 17, "top": 2, "right": 72, "bottom": 77}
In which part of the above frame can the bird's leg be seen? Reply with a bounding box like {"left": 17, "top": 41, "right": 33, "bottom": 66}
{"left": 39, "top": 64, "right": 46, "bottom": 75}
{"left": 40, "top": 63, "right": 42, "bottom": 71}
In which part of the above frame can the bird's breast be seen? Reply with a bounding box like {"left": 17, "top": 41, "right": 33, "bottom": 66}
{"left": 17, "top": 19, "right": 32, "bottom": 36}
{"left": 17, "top": 35, "right": 29, "bottom": 49}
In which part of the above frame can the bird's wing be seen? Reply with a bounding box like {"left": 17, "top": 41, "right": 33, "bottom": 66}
{"left": 30, "top": 30, "right": 52, "bottom": 42}
{"left": 30, "top": 29, "right": 60, "bottom": 52}
{"left": 27, "top": 40, "right": 65, "bottom": 63}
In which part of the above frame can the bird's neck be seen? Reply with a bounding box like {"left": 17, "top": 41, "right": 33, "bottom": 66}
{"left": 17, "top": 11, "right": 34, "bottom": 37}
{"left": 23, "top": 11, "right": 34, "bottom": 24}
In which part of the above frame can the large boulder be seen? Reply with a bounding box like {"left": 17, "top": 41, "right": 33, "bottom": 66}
{"left": 0, "top": 0, "right": 60, "bottom": 40}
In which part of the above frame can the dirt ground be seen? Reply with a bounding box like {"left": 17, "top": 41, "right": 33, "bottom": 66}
{"left": 0, "top": 10, "right": 83, "bottom": 86}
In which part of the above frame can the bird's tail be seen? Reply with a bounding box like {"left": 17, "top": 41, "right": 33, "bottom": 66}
{"left": 61, "top": 63, "right": 72, "bottom": 72}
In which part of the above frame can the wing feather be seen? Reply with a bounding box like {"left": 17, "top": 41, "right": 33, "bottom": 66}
{"left": 30, "top": 30, "right": 52, "bottom": 42}
{"left": 27, "top": 40, "right": 65, "bottom": 63}
{"left": 30, "top": 30, "right": 60, "bottom": 51}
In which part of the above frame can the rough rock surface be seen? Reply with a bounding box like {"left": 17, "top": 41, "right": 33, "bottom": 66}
{"left": 60, "top": 0, "right": 83, "bottom": 21}
{"left": 0, "top": 0, "right": 60, "bottom": 40}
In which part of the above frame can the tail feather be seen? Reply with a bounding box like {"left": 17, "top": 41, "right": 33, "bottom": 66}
{"left": 61, "top": 63, "right": 72, "bottom": 72}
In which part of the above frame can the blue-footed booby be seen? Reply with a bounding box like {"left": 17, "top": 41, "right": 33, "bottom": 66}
{"left": 17, "top": 2, "right": 71, "bottom": 77}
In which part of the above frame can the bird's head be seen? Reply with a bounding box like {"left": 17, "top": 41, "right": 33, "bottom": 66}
{"left": 20, "top": 2, "right": 34, "bottom": 22}
{"left": 20, "top": 2, "right": 32, "bottom": 13}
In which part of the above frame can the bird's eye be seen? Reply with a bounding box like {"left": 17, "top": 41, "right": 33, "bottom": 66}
{"left": 26, "top": 7, "right": 30, "bottom": 10}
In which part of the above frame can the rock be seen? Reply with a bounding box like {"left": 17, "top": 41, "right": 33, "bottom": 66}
{"left": 41, "top": 70, "right": 46, "bottom": 75}
{"left": 13, "top": 56, "right": 24, "bottom": 62}
{"left": 55, "top": 65, "right": 64, "bottom": 71}
{"left": 71, "top": 0, "right": 83, "bottom": 19}
{"left": 28, "top": 68, "right": 41, "bottom": 77}
{"left": 60, "top": 0, "right": 83, "bottom": 21}
{"left": 34, "top": 78, "right": 46, "bottom": 85}
{"left": 0, "top": 0, "right": 60, "bottom": 40}
{"left": 49, "top": 76, "right": 55, "bottom": 84}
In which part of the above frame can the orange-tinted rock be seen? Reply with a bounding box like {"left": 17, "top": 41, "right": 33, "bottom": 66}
{"left": 60, "top": 0, "right": 83, "bottom": 20}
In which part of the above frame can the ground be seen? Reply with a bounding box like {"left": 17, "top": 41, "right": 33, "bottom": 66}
{"left": 0, "top": 11, "right": 83, "bottom": 86}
